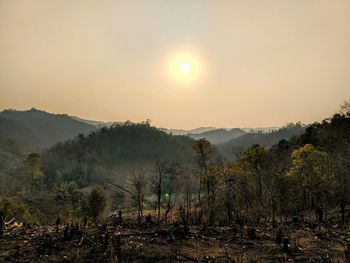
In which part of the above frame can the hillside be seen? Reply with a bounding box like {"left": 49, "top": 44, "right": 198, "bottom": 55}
{"left": 217, "top": 123, "right": 306, "bottom": 159}
{"left": 187, "top": 128, "right": 246, "bottom": 144}
{"left": 42, "top": 122, "right": 196, "bottom": 187}
{"left": 0, "top": 135, "right": 28, "bottom": 177}
{"left": 0, "top": 108, "right": 97, "bottom": 149}
{"left": 0, "top": 135, "right": 28, "bottom": 197}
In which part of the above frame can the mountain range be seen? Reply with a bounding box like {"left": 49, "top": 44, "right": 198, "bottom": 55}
{"left": 217, "top": 123, "right": 306, "bottom": 159}
{"left": 0, "top": 108, "right": 305, "bottom": 156}
{"left": 187, "top": 128, "right": 246, "bottom": 144}
{"left": 0, "top": 107, "right": 308, "bottom": 188}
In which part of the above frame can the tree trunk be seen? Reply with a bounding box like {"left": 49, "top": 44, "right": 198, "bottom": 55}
{"left": 157, "top": 180, "right": 161, "bottom": 223}
{"left": 198, "top": 180, "right": 203, "bottom": 224}
{"left": 272, "top": 205, "right": 276, "bottom": 226}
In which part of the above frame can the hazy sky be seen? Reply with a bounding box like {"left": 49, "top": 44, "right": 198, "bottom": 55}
{"left": 1, "top": 0, "right": 349, "bottom": 129}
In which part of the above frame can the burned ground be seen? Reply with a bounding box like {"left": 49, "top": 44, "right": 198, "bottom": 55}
{"left": 1, "top": 220, "right": 349, "bottom": 263}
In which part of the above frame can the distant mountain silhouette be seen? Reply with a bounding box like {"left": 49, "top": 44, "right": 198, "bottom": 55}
{"left": 165, "top": 127, "right": 217, "bottom": 135}
{"left": 240, "top": 127, "right": 280, "bottom": 133}
{"left": 187, "top": 128, "right": 246, "bottom": 144}
{"left": 0, "top": 108, "right": 96, "bottom": 149}
{"left": 71, "top": 116, "right": 115, "bottom": 128}
{"left": 166, "top": 127, "right": 282, "bottom": 141}
{"left": 217, "top": 123, "right": 306, "bottom": 159}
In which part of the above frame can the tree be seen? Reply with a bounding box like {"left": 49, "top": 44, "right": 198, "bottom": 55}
{"left": 23, "top": 153, "right": 43, "bottom": 192}
{"left": 268, "top": 139, "right": 294, "bottom": 223}
{"left": 203, "top": 164, "right": 221, "bottom": 225}
{"left": 240, "top": 145, "right": 268, "bottom": 202}
{"left": 288, "top": 144, "right": 330, "bottom": 220}
{"left": 128, "top": 170, "right": 147, "bottom": 224}
{"left": 181, "top": 173, "right": 196, "bottom": 225}
{"left": 192, "top": 138, "right": 214, "bottom": 223}
{"left": 87, "top": 187, "right": 107, "bottom": 223}
{"left": 239, "top": 145, "right": 271, "bottom": 223}
{"left": 0, "top": 198, "right": 35, "bottom": 223}
{"left": 160, "top": 162, "right": 182, "bottom": 223}
{"left": 339, "top": 100, "right": 350, "bottom": 117}
{"left": 192, "top": 139, "right": 213, "bottom": 172}
{"left": 54, "top": 181, "right": 82, "bottom": 220}
{"left": 153, "top": 160, "right": 166, "bottom": 223}
{"left": 219, "top": 165, "right": 241, "bottom": 223}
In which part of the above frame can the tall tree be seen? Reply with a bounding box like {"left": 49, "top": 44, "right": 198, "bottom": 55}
{"left": 192, "top": 138, "right": 213, "bottom": 223}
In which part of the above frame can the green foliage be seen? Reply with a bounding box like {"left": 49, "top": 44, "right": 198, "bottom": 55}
{"left": 0, "top": 198, "right": 36, "bottom": 223}
{"left": 289, "top": 144, "right": 328, "bottom": 179}
{"left": 87, "top": 187, "right": 107, "bottom": 222}
{"left": 296, "top": 113, "right": 350, "bottom": 206}
{"left": 54, "top": 181, "right": 83, "bottom": 220}
{"left": 288, "top": 144, "right": 332, "bottom": 212}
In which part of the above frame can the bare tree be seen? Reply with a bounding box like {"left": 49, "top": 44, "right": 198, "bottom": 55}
{"left": 339, "top": 100, "right": 350, "bottom": 117}
{"left": 128, "top": 170, "right": 147, "bottom": 224}
{"left": 153, "top": 160, "right": 183, "bottom": 224}
{"left": 192, "top": 139, "right": 213, "bottom": 224}
{"left": 154, "top": 160, "right": 166, "bottom": 223}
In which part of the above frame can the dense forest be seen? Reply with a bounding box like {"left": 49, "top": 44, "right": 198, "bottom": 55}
{"left": 0, "top": 104, "right": 348, "bottom": 224}
{"left": 42, "top": 121, "right": 195, "bottom": 187}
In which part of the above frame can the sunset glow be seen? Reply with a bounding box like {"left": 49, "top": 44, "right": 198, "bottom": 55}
{"left": 168, "top": 52, "right": 202, "bottom": 84}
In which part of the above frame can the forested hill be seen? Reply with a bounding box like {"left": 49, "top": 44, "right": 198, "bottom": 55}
{"left": 295, "top": 113, "right": 350, "bottom": 153}
{"left": 187, "top": 128, "right": 246, "bottom": 144}
{"left": 42, "top": 122, "right": 195, "bottom": 186}
{"left": 217, "top": 123, "right": 306, "bottom": 159}
{"left": 0, "top": 108, "right": 97, "bottom": 149}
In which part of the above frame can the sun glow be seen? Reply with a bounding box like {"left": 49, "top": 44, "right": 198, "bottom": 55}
{"left": 180, "top": 63, "right": 191, "bottom": 74}
{"left": 168, "top": 51, "right": 202, "bottom": 84}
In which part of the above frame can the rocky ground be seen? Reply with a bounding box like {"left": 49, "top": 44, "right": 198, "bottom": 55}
{"left": 1, "top": 220, "right": 350, "bottom": 262}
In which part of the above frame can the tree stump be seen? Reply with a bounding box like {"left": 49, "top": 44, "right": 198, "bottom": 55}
{"left": 247, "top": 227, "right": 256, "bottom": 240}
{"left": 345, "top": 241, "right": 350, "bottom": 263}
{"left": 283, "top": 238, "right": 289, "bottom": 252}
{"left": 55, "top": 217, "right": 61, "bottom": 233}
{"left": 111, "top": 232, "right": 122, "bottom": 263}
{"left": 275, "top": 227, "right": 283, "bottom": 244}
{"left": 118, "top": 210, "right": 122, "bottom": 224}
{"left": 0, "top": 215, "right": 4, "bottom": 238}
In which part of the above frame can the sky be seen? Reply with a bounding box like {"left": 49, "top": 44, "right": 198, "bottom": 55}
{"left": 1, "top": 0, "right": 350, "bottom": 129}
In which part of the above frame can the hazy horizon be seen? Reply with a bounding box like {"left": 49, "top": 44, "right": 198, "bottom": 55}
{"left": 0, "top": 106, "right": 307, "bottom": 131}
{"left": 1, "top": 0, "right": 349, "bottom": 129}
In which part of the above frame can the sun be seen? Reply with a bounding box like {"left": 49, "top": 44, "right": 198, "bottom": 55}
{"left": 180, "top": 63, "right": 191, "bottom": 74}
{"left": 168, "top": 52, "right": 202, "bottom": 84}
